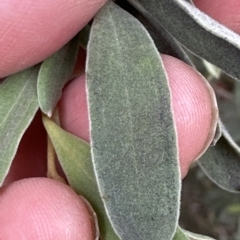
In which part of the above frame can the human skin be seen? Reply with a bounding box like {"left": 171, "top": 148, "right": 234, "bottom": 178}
{"left": 0, "top": 0, "right": 239, "bottom": 239}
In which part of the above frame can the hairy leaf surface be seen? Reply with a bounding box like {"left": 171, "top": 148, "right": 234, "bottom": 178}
{"left": 127, "top": 0, "right": 240, "bottom": 80}
{"left": 116, "top": 1, "right": 192, "bottom": 65}
{"left": 235, "top": 81, "right": 240, "bottom": 117}
{"left": 0, "top": 66, "right": 39, "bottom": 185}
{"left": 37, "top": 36, "right": 79, "bottom": 116}
{"left": 199, "top": 122, "right": 240, "bottom": 193}
{"left": 86, "top": 2, "right": 180, "bottom": 240}
{"left": 42, "top": 116, "right": 120, "bottom": 240}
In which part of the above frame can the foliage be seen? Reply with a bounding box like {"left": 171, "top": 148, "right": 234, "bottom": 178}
{"left": 1, "top": 0, "right": 240, "bottom": 239}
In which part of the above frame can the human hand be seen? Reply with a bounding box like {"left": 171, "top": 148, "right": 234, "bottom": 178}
{"left": 0, "top": 0, "right": 239, "bottom": 239}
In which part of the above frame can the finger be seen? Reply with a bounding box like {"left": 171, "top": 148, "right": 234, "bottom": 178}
{"left": 0, "top": 0, "right": 107, "bottom": 78}
{"left": 0, "top": 178, "right": 96, "bottom": 240}
{"left": 59, "top": 74, "right": 90, "bottom": 142}
{"left": 193, "top": 0, "right": 240, "bottom": 34}
{"left": 58, "top": 55, "right": 218, "bottom": 178}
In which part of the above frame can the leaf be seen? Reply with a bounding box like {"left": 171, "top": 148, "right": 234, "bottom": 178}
{"left": 127, "top": 0, "right": 240, "bottom": 80}
{"left": 78, "top": 25, "right": 91, "bottom": 49}
{"left": 198, "top": 122, "right": 240, "bottom": 193}
{"left": 117, "top": 1, "right": 193, "bottom": 65}
{"left": 235, "top": 81, "right": 240, "bottom": 118}
{"left": 140, "top": 18, "right": 193, "bottom": 65}
{"left": 210, "top": 120, "right": 222, "bottom": 146}
{"left": 42, "top": 116, "right": 120, "bottom": 240}
{"left": 86, "top": 2, "right": 180, "bottom": 240}
{"left": 37, "top": 36, "right": 79, "bottom": 117}
{"left": 173, "top": 227, "right": 215, "bottom": 240}
{"left": 0, "top": 66, "right": 39, "bottom": 185}
{"left": 216, "top": 78, "right": 240, "bottom": 143}
{"left": 172, "top": 227, "right": 190, "bottom": 240}
{"left": 202, "top": 60, "right": 221, "bottom": 80}
{"left": 182, "top": 229, "right": 216, "bottom": 240}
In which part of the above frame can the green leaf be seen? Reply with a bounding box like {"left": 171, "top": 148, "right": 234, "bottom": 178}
{"left": 0, "top": 66, "right": 39, "bottom": 185}
{"left": 198, "top": 122, "right": 240, "bottom": 193}
{"left": 172, "top": 227, "right": 190, "bottom": 240}
{"left": 210, "top": 120, "right": 222, "bottom": 146}
{"left": 42, "top": 116, "right": 120, "bottom": 240}
{"left": 37, "top": 36, "right": 79, "bottom": 117}
{"left": 235, "top": 81, "right": 240, "bottom": 118}
{"left": 182, "top": 229, "right": 216, "bottom": 240}
{"left": 141, "top": 18, "right": 193, "bottom": 65}
{"left": 202, "top": 60, "right": 221, "bottom": 80}
{"left": 86, "top": 2, "right": 180, "bottom": 240}
{"left": 78, "top": 25, "right": 91, "bottom": 49}
{"left": 127, "top": 0, "right": 240, "bottom": 80}
{"left": 217, "top": 78, "right": 240, "bottom": 143}
{"left": 117, "top": 1, "right": 193, "bottom": 65}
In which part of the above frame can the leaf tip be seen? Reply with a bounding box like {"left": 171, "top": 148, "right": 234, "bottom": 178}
{"left": 46, "top": 110, "right": 53, "bottom": 118}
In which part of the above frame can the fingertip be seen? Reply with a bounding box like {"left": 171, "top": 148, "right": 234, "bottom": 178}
{"left": 0, "top": 0, "right": 108, "bottom": 77}
{"left": 0, "top": 178, "right": 96, "bottom": 240}
{"left": 162, "top": 54, "right": 218, "bottom": 178}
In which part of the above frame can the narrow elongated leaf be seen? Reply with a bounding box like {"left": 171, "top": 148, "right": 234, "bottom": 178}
{"left": 127, "top": 0, "right": 240, "bottom": 80}
{"left": 172, "top": 227, "right": 190, "bottom": 240}
{"left": 198, "top": 122, "right": 240, "bottom": 193}
{"left": 0, "top": 66, "right": 39, "bottom": 185}
{"left": 210, "top": 120, "right": 222, "bottom": 146}
{"left": 217, "top": 80, "right": 240, "bottom": 142}
{"left": 86, "top": 2, "right": 180, "bottom": 240}
{"left": 117, "top": 1, "right": 193, "bottom": 65}
{"left": 235, "top": 81, "right": 240, "bottom": 117}
{"left": 37, "top": 36, "right": 79, "bottom": 116}
{"left": 78, "top": 25, "right": 91, "bottom": 49}
{"left": 182, "top": 229, "right": 216, "bottom": 240}
{"left": 202, "top": 60, "right": 221, "bottom": 80}
{"left": 42, "top": 116, "right": 119, "bottom": 240}
{"left": 139, "top": 17, "right": 193, "bottom": 66}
